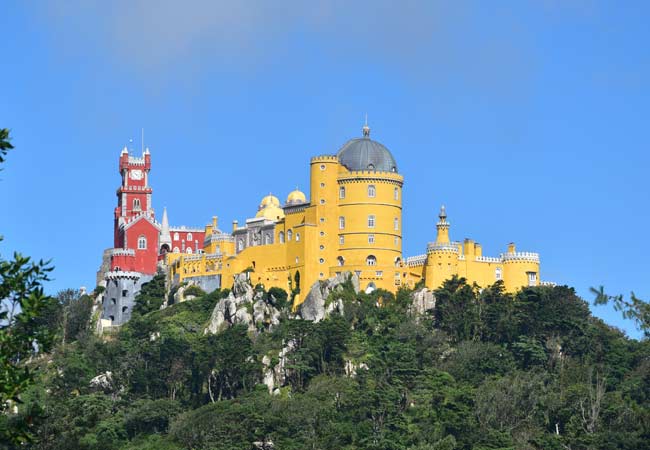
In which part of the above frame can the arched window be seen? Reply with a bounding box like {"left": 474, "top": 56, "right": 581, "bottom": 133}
{"left": 495, "top": 267, "right": 502, "bottom": 280}
{"left": 238, "top": 240, "right": 244, "bottom": 251}
{"left": 133, "top": 198, "right": 141, "bottom": 210}
{"left": 173, "top": 232, "right": 179, "bottom": 241}
{"left": 339, "top": 217, "right": 345, "bottom": 229}
{"left": 137, "top": 235, "right": 147, "bottom": 249}
{"left": 394, "top": 187, "right": 399, "bottom": 200}
{"left": 295, "top": 233, "right": 300, "bottom": 242}
{"left": 365, "top": 282, "right": 376, "bottom": 294}
{"left": 394, "top": 218, "right": 399, "bottom": 231}
{"left": 287, "top": 230, "right": 293, "bottom": 241}
{"left": 395, "top": 257, "right": 402, "bottom": 267}
{"left": 368, "top": 185, "right": 376, "bottom": 198}
{"left": 366, "top": 255, "right": 377, "bottom": 266}
{"left": 337, "top": 256, "right": 345, "bottom": 266}
{"left": 173, "top": 247, "right": 180, "bottom": 253}
{"left": 339, "top": 186, "right": 346, "bottom": 199}
{"left": 368, "top": 215, "right": 375, "bottom": 228}
{"left": 186, "top": 247, "right": 193, "bottom": 254}
{"left": 187, "top": 233, "right": 193, "bottom": 241}
{"left": 279, "top": 231, "right": 285, "bottom": 243}
{"left": 265, "top": 234, "right": 271, "bottom": 245}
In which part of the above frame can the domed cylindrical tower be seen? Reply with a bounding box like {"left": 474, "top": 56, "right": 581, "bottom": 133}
{"left": 334, "top": 123, "right": 404, "bottom": 293}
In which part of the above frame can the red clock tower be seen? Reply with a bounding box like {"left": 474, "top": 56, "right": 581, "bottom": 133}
{"left": 110, "top": 147, "right": 160, "bottom": 274}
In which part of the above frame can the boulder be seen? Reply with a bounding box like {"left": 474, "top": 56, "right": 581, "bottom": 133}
{"left": 299, "top": 272, "right": 359, "bottom": 322}
{"left": 409, "top": 287, "right": 436, "bottom": 317}
{"left": 205, "top": 273, "right": 282, "bottom": 334}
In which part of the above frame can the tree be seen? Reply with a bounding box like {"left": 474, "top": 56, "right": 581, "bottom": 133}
{"left": 0, "top": 128, "right": 14, "bottom": 165}
{"left": 132, "top": 271, "right": 166, "bottom": 316}
{"left": 0, "top": 129, "right": 57, "bottom": 445}
{"left": 592, "top": 286, "right": 650, "bottom": 338}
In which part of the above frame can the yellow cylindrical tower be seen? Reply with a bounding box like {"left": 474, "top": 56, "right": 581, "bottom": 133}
{"left": 331, "top": 122, "right": 403, "bottom": 293}
{"left": 501, "top": 242, "right": 540, "bottom": 291}
{"left": 425, "top": 206, "right": 460, "bottom": 289}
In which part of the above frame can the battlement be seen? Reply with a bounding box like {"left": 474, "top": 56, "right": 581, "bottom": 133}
{"left": 104, "top": 270, "right": 142, "bottom": 280}
{"left": 501, "top": 251, "right": 540, "bottom": 263}
{"left": 310, "top": 155, "right": 339, "bottom": 162}
{"left": 475, "top": 255, "right": 501, "bottom": 263}
{"left": 117, "top": 185, "right": 152, "bottom": 194}
{"left": 338, "top": 170, "right": 404, "bottom": 185}
{"left": 170, "top": 225, "right": 204, "bottom": 233}
{"left": 405, "top": 254, "right": 427, "bottom": 267}
{"left": 427, "top": 242, "right": 461, "bottom": 253}
{"left": 108, "top": 248, "right": 135, "bottom": 257}
{"left": 128, "top": 156, "right": 147, "bottom": 165}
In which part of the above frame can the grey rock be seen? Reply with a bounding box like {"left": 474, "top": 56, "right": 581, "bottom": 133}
{"left": 299, "top": 272, "right": 359, "bottom": 322}
{"left": 205, "top": 273, "right": 282, "bottom": 334}
{"left": 409, "top": 287, "right": 436, "bottom": 317}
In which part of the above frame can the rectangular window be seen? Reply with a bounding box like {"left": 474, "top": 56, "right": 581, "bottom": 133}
{"left": 394, "top": 187, "right": 399, "bottom": 200}
{"left": 339, "top": 186, "right": 346, "bottom": 199}
{"left": 368, "top": 215, "right": 375, "bottom": 228}
{"left": 368, "top": 185, "right": 376, "bottom": 198}
{"left": 376, "top": 271, "right": 383, "bottom": 277}
{"left": 339, "top": 235, "right": 344, "bottom": 245}
{"left": 527, "top": 271, "right": 537, "bottom": 286}
{"left": 339, "top": 216, "right": 345, "bottom": 229}
{"left": 394, "top": 218, "right": 399, "bottom": 231}
{"left": 368, "top": 234, "right": 375, "bottom": 244}
{"left": 394, "top": 236, "right": 399, "bottom": 246}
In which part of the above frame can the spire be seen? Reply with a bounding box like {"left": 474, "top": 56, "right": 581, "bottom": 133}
{"left": 159, "top": 207, "right": 172, "bottom": 248}
{"left": 362, "top": 114, "right": 370, "bottom": 138}
{"left": 438, "top": 205, "right": 447, "bottom": 223}
{"left": 435, "top": 204, "right": 450, "bottom": 244}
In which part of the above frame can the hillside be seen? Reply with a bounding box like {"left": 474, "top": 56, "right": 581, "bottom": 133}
{"left": 4, "top": 275, "right": 650, "bottom": 450}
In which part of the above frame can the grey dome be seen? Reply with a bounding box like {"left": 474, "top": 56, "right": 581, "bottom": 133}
{"left": 336, "top": 132, "right": 398, "bottom": 173}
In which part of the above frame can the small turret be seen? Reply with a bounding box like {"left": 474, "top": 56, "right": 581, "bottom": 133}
{"left": 435, "top": 205, "right": 450, "bottom": 244}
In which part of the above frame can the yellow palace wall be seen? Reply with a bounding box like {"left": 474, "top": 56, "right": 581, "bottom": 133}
{"left": 167, "top": 145, "right": 542, "bottom": 304}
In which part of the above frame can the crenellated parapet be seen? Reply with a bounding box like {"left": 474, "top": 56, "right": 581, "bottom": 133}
{"left": 501, "top": 251, "right": 540, "bottom": 263}
{"left": 427, "top": 242, "right": 461, "bottom": 254}
{"left": 405, "top": 254, "right": 427, "bottom": 267}
{"left": 104, "top": 270, "right": 142, "bottom": 280}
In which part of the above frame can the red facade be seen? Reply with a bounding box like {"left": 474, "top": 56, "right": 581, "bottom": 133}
{"left": 170, "top": 229, "right": 205, "bottom": 254}
{"left": 110, "top": 149, "right": 159, "bottom": 275}
{"left": 107, "top": 147, "right": 205, "bottom": 276}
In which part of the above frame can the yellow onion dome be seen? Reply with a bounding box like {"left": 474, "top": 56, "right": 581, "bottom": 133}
{"left": 286, "top": 189, "right": 307, "bottom": 205}
{"left": 259, "top": 193, "right": 281, "bottom": 210}
{"left": 255, "top": 204, "right": 285, "bottom": 221}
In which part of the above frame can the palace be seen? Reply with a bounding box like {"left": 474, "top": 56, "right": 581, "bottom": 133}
{"left": 99, "top": 123, "right": 546, "bottom": 325}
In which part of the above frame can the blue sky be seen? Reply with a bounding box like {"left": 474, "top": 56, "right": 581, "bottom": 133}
{"left": 1, "top": 1, "right": 648, "bottom": 338}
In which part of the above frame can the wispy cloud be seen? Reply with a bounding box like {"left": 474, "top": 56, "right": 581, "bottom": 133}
{"left": 36, "top": 1, "right": 598, "bottom": 96}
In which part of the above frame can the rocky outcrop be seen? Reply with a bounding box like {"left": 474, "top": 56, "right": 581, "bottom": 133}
{"left": 408, "top": 287, "right": 436, "bottom": 317}
{"left": 261, "top": 340, "right": 295, "bottom": 394}
{"left": 298, "top": 272, "right": 359, "bottom": 322}
{"left": 205, "top": 273, "right": 282, "bottom": 334}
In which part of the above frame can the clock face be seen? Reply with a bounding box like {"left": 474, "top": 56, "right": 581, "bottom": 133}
{"left": 130, "top": 169, "right": 143, "bottom": 181}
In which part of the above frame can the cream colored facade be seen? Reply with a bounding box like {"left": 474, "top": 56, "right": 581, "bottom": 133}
{"left": 167, "top": 125, "right": 544, "bottom": 305}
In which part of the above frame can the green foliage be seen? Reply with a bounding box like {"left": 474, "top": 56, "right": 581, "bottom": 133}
{"left": 9, "top": 277, "right": 650, "bottom": 450}
{"left": 0, "top": 128, "right": 13, "bottom": 165}
{"left": 182, "top": 285, "right": 205, "bottom": 298}
{"left": 132, "top": 272, "right": 167, "bottom": 316}
{"left": 592, "top": 286, "right": 650, "bottom": 338}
